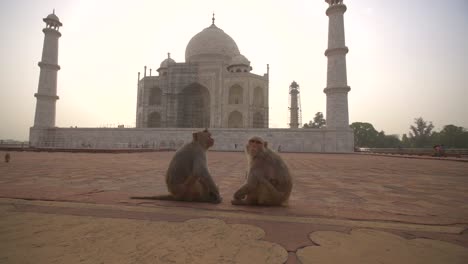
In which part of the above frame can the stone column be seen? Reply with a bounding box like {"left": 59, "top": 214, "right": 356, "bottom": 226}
{"left": 289, "top": 81, "right": 300, "bottom": 128}
{"left": 33, "top": 12, "right": 62, "bottom": 128}
{"left": 324, "top": 0, "right": 351, "bottom": 129}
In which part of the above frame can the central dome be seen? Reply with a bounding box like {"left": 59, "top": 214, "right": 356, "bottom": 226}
{"left": 185, "top": 24, "right": 240, "bottom": 63}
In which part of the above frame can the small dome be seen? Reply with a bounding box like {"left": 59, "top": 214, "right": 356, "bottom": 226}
{"left": 160, "top": 57, "right": 176, "bottom": 68}
{"left": 43, "top": 11, "right": 62, "bottom": 26}
{"left": 185, "top": 24, "right": 240, "bottom": 63}
{"left": 46, "top": 13, "right": 60, "bottom": 21}
{"left": 229, "top": 54, "right": 250, "bottom": 66}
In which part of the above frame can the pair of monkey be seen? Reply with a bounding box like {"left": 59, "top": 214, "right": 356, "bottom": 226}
{"left": 132, "top": 129, "right": 292, "bottom": 206}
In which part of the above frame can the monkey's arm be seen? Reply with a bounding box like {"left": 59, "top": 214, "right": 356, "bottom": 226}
{"left": 248, "top": 167, "right": 286, "bottom": 199}
{"left": 257, "top": 177, "right": 285, "bottom": 198}
{"left": 193, "top": 156, "right": 221, "bottom": 199}
{"left": 233, "top": 167, "right": 262, "bottom": 200}
{"left": 233, "top": 184, "right": 249, "bottom": 200}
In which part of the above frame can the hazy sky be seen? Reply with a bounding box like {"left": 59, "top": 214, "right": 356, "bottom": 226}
{"left": 1, "top": 0, "right": 467, "bottom": 141}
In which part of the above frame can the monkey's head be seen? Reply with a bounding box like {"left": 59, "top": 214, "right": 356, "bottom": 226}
{"left": 192, "top": 129, "right": 214, "bottom": 149}
{"left": 246, "top": 136, "right": 268, "bottom": 158}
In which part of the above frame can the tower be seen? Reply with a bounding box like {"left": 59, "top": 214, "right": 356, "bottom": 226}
{"left": 324, "top": 0, "right": 350, "bottom": 129}
{"left": 288, "top": 81, "right": 302, "bottom": 129}
{"left": 33, "top": 11, "right": 62, "bottom": 128}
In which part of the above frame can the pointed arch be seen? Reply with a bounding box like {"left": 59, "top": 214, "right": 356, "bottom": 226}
{"left": 253, "top": 86, "right": 264, "bottom": 106}
{"left": 228, "top": 111, "right": 243, "bottom": 128}
{"left": 149, "top": 87, "right": 162, "bottom": 105}
{"left": 253, "top": 112, "right": 264, "bottom": 128}
{"left": 148, "top": 112, "right": 161, "bottom": 127}
{"left": 229, "top": 84, "right": 243, "bottom": 105}
{"left": 180, "top": 83, "right": 210, "bottom": 128}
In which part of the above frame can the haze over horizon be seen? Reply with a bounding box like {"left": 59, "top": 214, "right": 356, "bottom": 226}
{"left": 1, "top": 0, "right": 467, "bottom": 141}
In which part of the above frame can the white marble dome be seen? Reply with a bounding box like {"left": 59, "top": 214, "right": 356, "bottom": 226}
{"left": 229, "top": 54, "right": 250, "bottom": 66}
{"left": 185, "top": 24, "right": 240, "bottom": 63}
{"left": 160, "top": 57, "right": 176, "bottom": 68}
{"left": 46, "top": 13, "right": 60, "bottom": 21}
{"left": 43, "top": 12, "right": 62, "bottom": 26}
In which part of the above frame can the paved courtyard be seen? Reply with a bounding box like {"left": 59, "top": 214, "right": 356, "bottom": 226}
{"left": 1, "top": 151, "right": 468, "bottom": 263}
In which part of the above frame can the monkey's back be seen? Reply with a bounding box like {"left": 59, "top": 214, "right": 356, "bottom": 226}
{"left": 268, "top": 150, "right": 293, "bottom": 197}
{"left": 165, "top": 142, "right": 203, "bottom": 185}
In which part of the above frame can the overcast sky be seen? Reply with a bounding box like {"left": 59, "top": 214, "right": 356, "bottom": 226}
{"left": 1, "top": 0, "right": 467, "bottom": 141}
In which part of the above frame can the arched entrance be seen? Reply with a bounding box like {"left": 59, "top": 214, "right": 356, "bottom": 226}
{"left": 228, "top": 85, "right": 243, "bottom": 104}
{"left": 180, "top": 83, "right": 210, "bottom": 128}
{"left": 253, "top": 112, "right": 264, "bottom": 128}
{"left": 148, "top": 112, "right": 161, "bottom": 127}
{"left": 253, "top": 86, "right": 264, "bottom": 106}
{"left": 228, "top": 111, "right": 243, "bottom": 128}
{"left": 149, "top": 87, "right": 162, "bottom": 105}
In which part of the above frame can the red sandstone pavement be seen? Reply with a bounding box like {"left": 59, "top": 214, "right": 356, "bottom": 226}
{"left": 1, "top": 151, "right": 468, "bottom": 263}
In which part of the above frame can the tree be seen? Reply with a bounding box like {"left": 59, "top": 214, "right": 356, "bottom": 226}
{"left": 438, "top": 124, "right": 467, "bottom": 148}
{"left": 376, "top": 133, "right": 401, "bottom": 148}
{"left": 350, "top": 122, "right": 379, "bottom": 147}
{"left": 401, "top": 134, "right": 411, "bottom": 147}
{"left": 386, "top": 135, "right": 401, "bottom": 148}
{"left": 409, "top": 117, "right": 434, "bottom": 147}
{"left": 303, "top": 112, "right": 326, "bottom": 128}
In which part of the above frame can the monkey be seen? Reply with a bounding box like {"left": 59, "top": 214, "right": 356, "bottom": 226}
{"left": 131, "top": 129, "right": 222, "bottom": 203}
{"left": 231, "top": 136, "right": 292, "bottom": 206}
{"left": 328, "top": 0, "right": 343, "bottom": 5}
{"left": 4, "top": 153, "right": 10, "bottom": 163}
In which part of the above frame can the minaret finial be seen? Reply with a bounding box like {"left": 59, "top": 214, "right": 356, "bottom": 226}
{"left": 212, "top": 12, "right": 215, "bottom": 25}
{"left": 53, "top": 8, "right": 55, "bottom": 14}
{"left": 168, "top": 52, "right": 171, "bottom": 59}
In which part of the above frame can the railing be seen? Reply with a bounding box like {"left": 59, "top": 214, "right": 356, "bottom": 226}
{"left": 356, "top": 148, "right": 468, "bottom": 158}
{"left": 0, "top": 147, "right": 174, "bottom": 153}
{"left": 0, "top": 142, "right": 28, "bottom": 150}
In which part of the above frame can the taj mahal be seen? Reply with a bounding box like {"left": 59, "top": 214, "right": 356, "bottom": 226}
{"left": 136, "top": 16, "right": 268, "bottom": 129}
{"left": 30, "top": 0, "right": 354, "bottom": 152}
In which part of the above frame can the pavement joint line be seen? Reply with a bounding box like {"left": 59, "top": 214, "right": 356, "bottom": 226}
{"left": 1, "top": 198, "right": 465, "bottom": 234}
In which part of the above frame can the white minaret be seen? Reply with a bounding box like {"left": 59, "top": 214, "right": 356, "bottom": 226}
{"left": 288, "top": 81, "right": 301, "bottom": 129}
{"left": 324, "top": 0, "right": 350, "bottom": 129}
{"left": 33, "top": 11, "right": 62, "bottom": 127}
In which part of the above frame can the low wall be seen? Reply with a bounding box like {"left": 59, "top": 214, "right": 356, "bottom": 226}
{"left": 29, "top": 127, "right": 354, "bottom": 153}
{"left": 358, "top": 147, "right": 468, "bottom": 158}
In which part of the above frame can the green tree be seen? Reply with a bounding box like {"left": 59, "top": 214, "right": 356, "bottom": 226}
{"left": 303, "top": 112, "right": 326, "bottom": 128}
{"left": 375, "top": 132, "right": 401, "bottom": 148}
{"left": 350, "top": 122, "right": 379, "bottom": 147}
{"left": 464, "top": 132, "right": 468, "bottom": 148}
{"left": 438, "top": 125, "right": 467, "bottom": 148}
{"left": 409, "top": 117, "right": 434, "bottom": 147}
{"left": 401, "top": 134, "right": 411, "bottom": 147}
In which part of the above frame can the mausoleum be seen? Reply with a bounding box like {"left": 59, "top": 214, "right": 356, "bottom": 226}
{"left": 136, "top": 17, "right": 268, "bottom": 129}
{"left": 30, "top": 1, "right": 354, "bottom": 152}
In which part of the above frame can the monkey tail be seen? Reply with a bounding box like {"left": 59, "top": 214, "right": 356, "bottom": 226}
{"left": 130, "top": 195, "right": 178, "bottom": 201}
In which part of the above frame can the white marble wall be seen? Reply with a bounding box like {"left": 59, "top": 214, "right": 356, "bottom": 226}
{"left": 29, "top": 127, "right": 354, "bottom": 153}
{"left": 324, "top": 3, "right": 350, "bottom": 130}
{"left": 34, "top": 27, "right": 61, "bottom": 128}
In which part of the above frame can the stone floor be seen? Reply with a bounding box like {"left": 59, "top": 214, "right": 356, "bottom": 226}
{"left": 1, "top": 151, "right": 468, "bottom": 263}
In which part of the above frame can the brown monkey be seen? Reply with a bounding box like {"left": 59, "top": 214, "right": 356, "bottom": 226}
{"left": 231, "top": 136, "right": 292, "bottom": 206}
{"left": 132, "top": 129, "right": 222, "bottom": 203}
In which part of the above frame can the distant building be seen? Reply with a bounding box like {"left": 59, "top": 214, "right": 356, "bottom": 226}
{"left": 136, "top": 17, "right": 268, "bottom": 129}
{"left": 30, "top": 2, "right": 353, "bottom": 152}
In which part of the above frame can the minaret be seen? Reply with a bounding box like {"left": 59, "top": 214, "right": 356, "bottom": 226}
{"left": 324, "top": 0, "right": 350, "bottom": 129}
{"left": 33, "top": 10, "right": 62, "bottom": 127}
{"left": 288, "top": 81, "right": 301, "bottom": 129}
